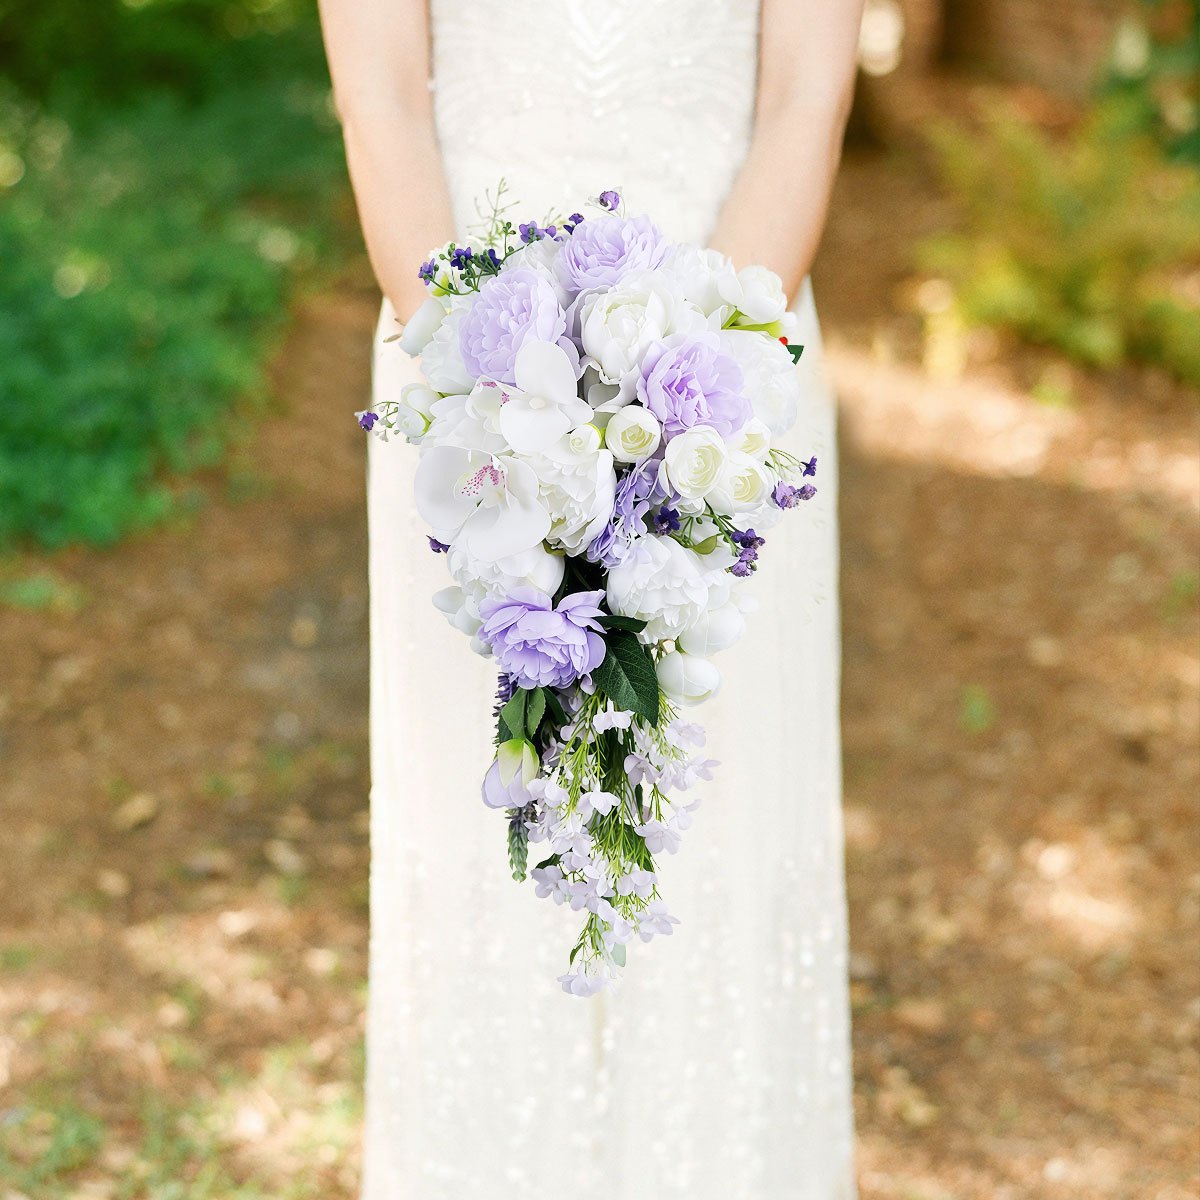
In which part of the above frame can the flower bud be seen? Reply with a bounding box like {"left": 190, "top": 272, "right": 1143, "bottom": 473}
{"left": 656, "top": 650, "right": 721, "bottom": 707}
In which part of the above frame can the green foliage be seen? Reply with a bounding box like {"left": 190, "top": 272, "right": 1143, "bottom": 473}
{"left": 1100, "top": 0, "right": 1200, "bottom": 166}
{"left": 0, "top": 20, "right": 347, "bottom": 549}
{"left": 920, "top": 97, "right": 1200, "bottom": 385}
{"left": 591, "top": 630, "right": 661, "bottom": 725}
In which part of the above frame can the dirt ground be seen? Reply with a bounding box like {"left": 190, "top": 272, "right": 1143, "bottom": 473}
{"left": 1, "top": 144, "right": 1197, "bottom": 1199}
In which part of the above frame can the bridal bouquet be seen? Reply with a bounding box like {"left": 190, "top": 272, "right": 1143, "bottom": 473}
{"left": 359, "top": 189, "right": 816, "bottom": 996}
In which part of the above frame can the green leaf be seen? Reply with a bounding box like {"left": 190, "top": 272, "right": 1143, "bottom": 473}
{"left": 611, "top": 942, "right": 627, "bottom": 967}
{"left": 598, "top": 613, "right": 647, "bottom": 633}
{"left": 591, "top": 630, "right": 660, "bottom": 725}
{"left": 787, "top": 342, "right": 805, "bottom": 363}
{"left": 525, "top": 688, "right": 547, "bottom": 739}
{"left": 499, "top": 691, "right": 528, "bottom": 743}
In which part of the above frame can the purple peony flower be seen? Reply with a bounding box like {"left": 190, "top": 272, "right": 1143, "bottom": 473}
{"left": 478, "top": 587, "right": 607, "bottom": 689}
{"left": 586, "top": 460, "right": 666, "bottom": 568}
{"left": 458, "top": 267, "right": 568, "bottom": 384}
{"left": 637, "top": 332, "right": 751, "bottom": 439}
{"left": 556, "top": 215, "right": 669, "bottom": 292}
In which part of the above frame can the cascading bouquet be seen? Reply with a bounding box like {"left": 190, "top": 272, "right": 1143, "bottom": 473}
{"left": 359, "top": 188, "right": 817, "bottom": 995}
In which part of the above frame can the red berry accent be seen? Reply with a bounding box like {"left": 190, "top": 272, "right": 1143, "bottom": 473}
{"left": 778, "top": 336, "right": 789, "bottom": 345}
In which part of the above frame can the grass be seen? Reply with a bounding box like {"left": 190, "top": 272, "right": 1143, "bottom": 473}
{"left": 0, "top": 24, "right": 351, "bottom": 551}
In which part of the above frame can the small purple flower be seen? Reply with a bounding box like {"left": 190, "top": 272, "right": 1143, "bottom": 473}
{"left": 731, "top": 528, "right": 764, "bottom": 551}
{"left": 458, "top": 267, "right": 568, "bottom": 384}
{"left": 637, "top": 332, "right": 751, "bottom": 439}
{"left": 519, "top": 221, "right": 545, "bottom": 244}
{"left": 730, "top": 560, "right": 753, "bottom": 578}
{"left": 772, "top": 481, "right": 817, "bottom": 509}
{"left": 557, "top": 214, "right": 669, "bottom": 291}
{"left": 802, "top": 455, "right": 818, "bottom": 478}
{"left": 356, "top": 409, "right": 379, "bottom": 432}
{"left": 478, "top": 587, "right": 607, "bottom": 690}
{"left": 562, "top": 212, "right": 585, "bottom": 235}
{"left": 427, "top": 536, "right": 450, "bottom": 553}
{"left": 587, "top": 461, "right": 666, "bottom": 568}
{"left": 652, "top": 506, "right": 681, "bottom": 535}
{"left": 598, "top": 190, "right": 621, "bottom": 211}
{"left": 450, "top": 245, "right": 474, "bottom": 270}
{"left": 418, "top": 259, "right": 437, "bottom": 283}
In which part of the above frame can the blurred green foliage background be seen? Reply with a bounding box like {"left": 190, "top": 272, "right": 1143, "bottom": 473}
{"left": 0, "top": 0, "right": 348, "bottom": 548}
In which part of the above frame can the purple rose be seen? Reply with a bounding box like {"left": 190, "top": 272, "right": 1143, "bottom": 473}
{"left": 637, "top": 332, "right": 751, "bottom": 438}
{"left": 556, "top": 215, "right": 670, "bottom": 292}
{"left": 478, "top": 587, "right": 606, "bottom": 689}
{"left": 459, "top": 267, "right": 567, "bottom": 384}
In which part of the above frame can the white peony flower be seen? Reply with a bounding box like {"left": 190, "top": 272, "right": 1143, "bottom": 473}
{"left": 520, "top": 438, "right": 617, "bottom": 554}
{"left": 663, "top": 243, "right": 743, "bottom": 321}
{"left": 566, "top": 423, "right": 603, "bottom": 455}
{"left": 656, "top": 650, "right": 722, "bottom": 706}
{"left": 604, "top": 405, "right": 662, "bottom": 464}
{"left": 719, "top": 328, "right": 801, "bottom": 436}
{"left": 661, "top": 426, "right": 728, "bottom": 502}
{"left": 708, "top": 450, "right": 774, "bottom": 516}
{"left": 606, "top": 533, "right": 735, "bottom": 643}
{"left": 415, "top": 445, "right": 550, "bottom": 561}
{"left": 420, "top": 303, "right": 476, "bottom": 395}
{"left": 575, "top": 269, "right": 704, "bottom": 403}
{"left": 398, "top": 296, "right": 448, "bottom": 356}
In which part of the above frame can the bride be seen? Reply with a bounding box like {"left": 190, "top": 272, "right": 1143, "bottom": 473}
{"left": 319, "top": 2, "right": 864, "bottom": 1196}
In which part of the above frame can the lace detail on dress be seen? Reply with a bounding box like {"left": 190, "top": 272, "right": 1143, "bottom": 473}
{"left": 430, "top": 0, "right": 760, "bottom": 242}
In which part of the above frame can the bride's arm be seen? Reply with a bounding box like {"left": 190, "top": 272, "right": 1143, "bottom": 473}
{"left": 708, "top": 0, "right": 865, "bottom": 297}
{"left": 318, "top": 0, "right": 455, "bottom": 319}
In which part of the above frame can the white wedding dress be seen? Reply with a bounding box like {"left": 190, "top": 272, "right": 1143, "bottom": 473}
{"left": 362, "top": 2, "right": 855, "bottom": 1196}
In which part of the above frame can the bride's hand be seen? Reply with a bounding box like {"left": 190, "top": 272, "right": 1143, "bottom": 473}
{"left": 318, "top": 0, "right": 456, "bottom": 317}
{"left": 709, "top": 0, "right": 866, "bottom": 299}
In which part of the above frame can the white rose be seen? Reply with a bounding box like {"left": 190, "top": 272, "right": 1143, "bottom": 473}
{"left": 607, "top": 534, "right": 735, "bottom": 643}
{"left": 662, "top": 426, "right": 728, "bottom": 501}
{"left": 709, "top": 451, "right": 774, "bottom": 516}
{"left": 521, "top": 439, "right": 617, "bottom": 554}
{"left": 576, "top": 270, "right": 703, "bottom": 401}
{"left": 398, "top": 296, "right": 449, "bottom": 355}
{"left": 419, "top": 303, "right": 476, "bottom": 395}
{"left": 731, "top": 264, "right": 788, "bottom": 326}
{"left": 656, "top": 650, "right": 721, "bottom": 706}
{"left": 604, "top": 406, "right": 662, "bottom": 463}
{"left": 678, "top": 603, "right": 746, "bottom": 656}
{"left": 719, "top": 329, "right": 801, "bottom": 435}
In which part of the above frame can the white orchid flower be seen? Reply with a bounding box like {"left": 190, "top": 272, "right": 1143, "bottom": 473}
{"left": 497, "top": 340, "right": 594, "bottom": 454}
{"left": 414, "top": 444, "right": 551, "bottom": 562}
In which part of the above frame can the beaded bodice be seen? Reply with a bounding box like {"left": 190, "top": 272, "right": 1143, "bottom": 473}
{"left": 429, "top": 0, "right": 760, "bottom": 243}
